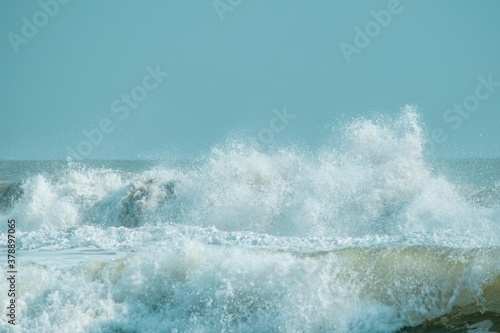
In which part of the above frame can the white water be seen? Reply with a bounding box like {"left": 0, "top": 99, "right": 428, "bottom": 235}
{"left": 1, "top": 107, "right": 499, "bottom": 332}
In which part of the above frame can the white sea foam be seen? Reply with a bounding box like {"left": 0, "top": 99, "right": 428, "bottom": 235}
{"left": 1, "top": 106, "right": 499, "bottom": 332}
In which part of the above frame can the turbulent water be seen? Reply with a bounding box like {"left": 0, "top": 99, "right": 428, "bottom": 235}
{"left": 1, "top": 108, "right": 499, "bottom": 333}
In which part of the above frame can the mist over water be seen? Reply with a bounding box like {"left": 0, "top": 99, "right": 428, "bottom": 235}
{"left": 1, "top": 108, "right": 499, "bottom": 332}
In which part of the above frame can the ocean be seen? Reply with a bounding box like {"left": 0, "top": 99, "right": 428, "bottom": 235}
{"left": 1, "top": 110, "right": 499, "bottom": 332}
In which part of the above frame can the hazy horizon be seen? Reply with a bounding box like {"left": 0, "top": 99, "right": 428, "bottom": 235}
{"left": 1, "top": 0, "right": 499, "bottom": 160}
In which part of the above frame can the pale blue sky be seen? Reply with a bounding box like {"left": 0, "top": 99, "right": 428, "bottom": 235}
{"left": 1, "top": 0, "right": 499, "bottom": 159}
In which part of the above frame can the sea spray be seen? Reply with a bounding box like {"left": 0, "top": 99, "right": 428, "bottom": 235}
{"left": 1, "top": 106, "right": 499, "bottom": 332}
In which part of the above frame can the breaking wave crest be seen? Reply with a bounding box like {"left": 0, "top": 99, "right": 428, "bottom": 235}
{"left": 2, "top": 107, "right": 498, "bottom": 239}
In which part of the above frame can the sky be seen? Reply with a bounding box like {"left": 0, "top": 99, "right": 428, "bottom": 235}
{"left": 1, "top": 0, "right": 499, "bottom": 160}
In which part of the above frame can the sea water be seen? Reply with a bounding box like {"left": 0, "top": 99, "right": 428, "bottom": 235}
{"left": 1, "top": 108, "right": 499, "bottom": 332}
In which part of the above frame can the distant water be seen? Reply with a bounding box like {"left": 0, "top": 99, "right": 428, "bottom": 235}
{"left": 1, "top": 108, "right": 499, "bottom": 333}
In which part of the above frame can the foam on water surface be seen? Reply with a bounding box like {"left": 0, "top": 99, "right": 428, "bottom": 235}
{"left": 1, "top": 107, "right": 499, "bottom": 332}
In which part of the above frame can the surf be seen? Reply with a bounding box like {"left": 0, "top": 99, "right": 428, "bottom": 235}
{"left": 1, "top": 106, "right": 499, "bottom": 332}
